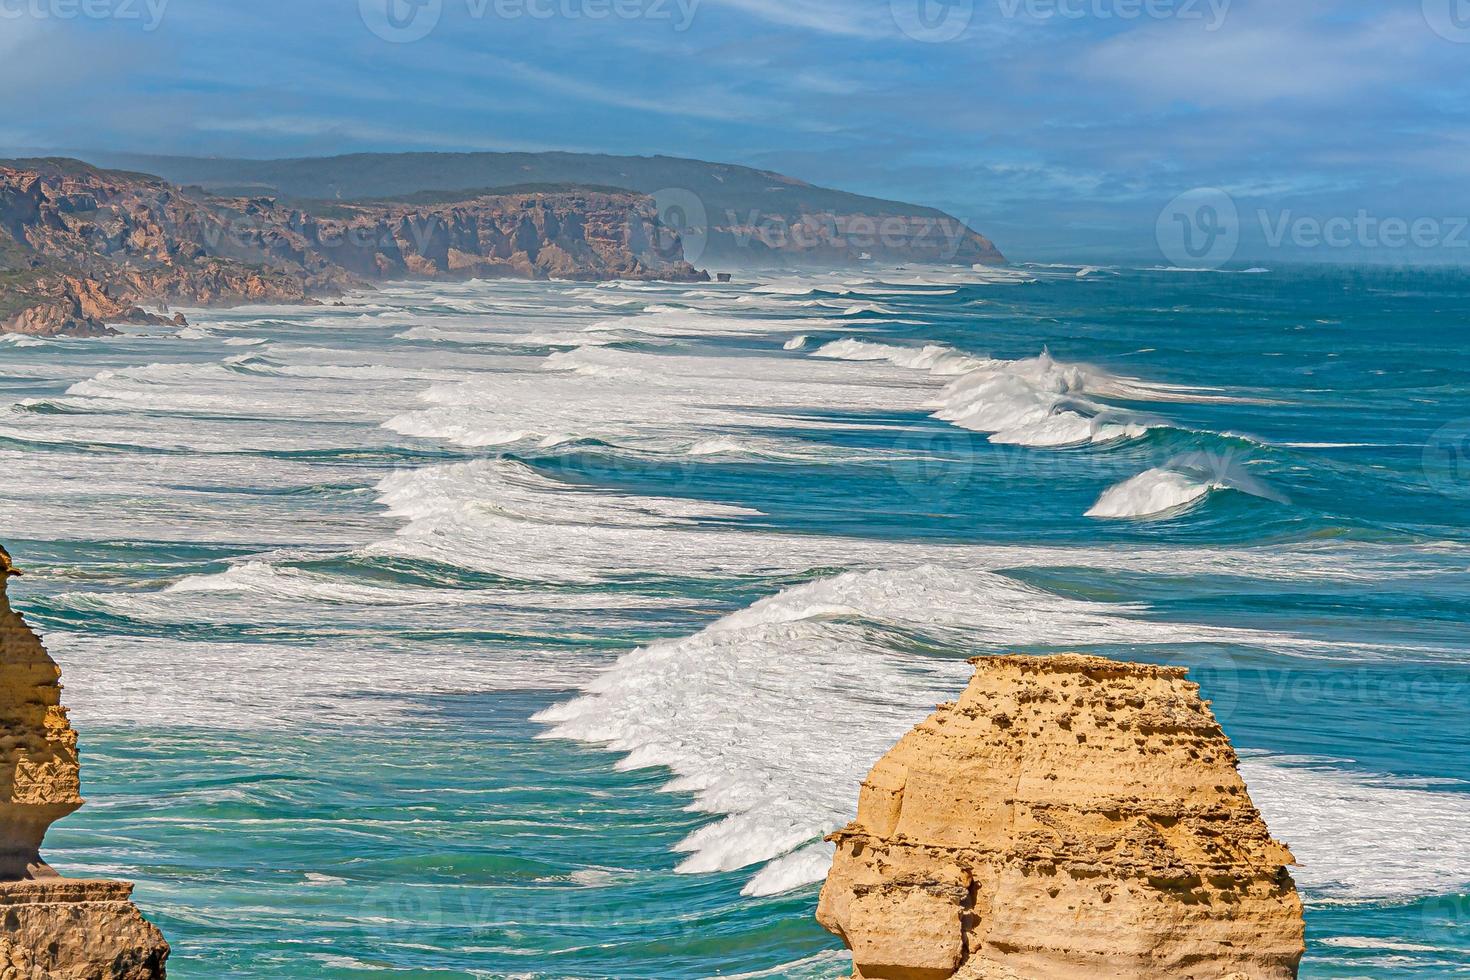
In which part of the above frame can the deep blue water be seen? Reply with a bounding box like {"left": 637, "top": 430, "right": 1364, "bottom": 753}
{"left": 2, "top": 263, "right": 1468, "bottom": 977}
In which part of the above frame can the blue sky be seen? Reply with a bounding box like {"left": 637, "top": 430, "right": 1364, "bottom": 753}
{"left": 3, "top": 0, "right": 1468, "bottom": 261}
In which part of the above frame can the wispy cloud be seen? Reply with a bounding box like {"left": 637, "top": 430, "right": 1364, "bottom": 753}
{"left": 7, "top": 0, "right": 1470, "bottom": 260}
{"left": 702, "top": 0, "right": 893, "bottom": 38}
{"left": 1080, "top": 4, "right": 1427, "bottom": 107}
{"left": 478, "top": 57, "right": 777, "bottom": 121}
{"left": 191, "top": 115, "right": 568, "bottom": 152}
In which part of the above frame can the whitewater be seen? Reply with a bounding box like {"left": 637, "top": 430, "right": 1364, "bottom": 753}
{"left": 1, "top": 265, "right": 1467, "bottom": 977}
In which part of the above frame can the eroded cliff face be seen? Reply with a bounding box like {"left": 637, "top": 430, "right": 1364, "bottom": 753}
{"left": 0, "top": 275, "right": 186, "bottom": 338}
{"left": 298, "top": 190, "right": 699, "bottom": 282}
{"left": 0, "top": 545, "right": 169, "bottom": 978}
{"left": 818, "top": 654, "right": 1304, "bottom": 980}
{"left": 0, "top": 161, "right": 705, "bottom": 336}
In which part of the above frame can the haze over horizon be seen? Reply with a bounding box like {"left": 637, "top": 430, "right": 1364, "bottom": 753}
{"left": 4, "top": 0, "right": 1469, "bottom": 262}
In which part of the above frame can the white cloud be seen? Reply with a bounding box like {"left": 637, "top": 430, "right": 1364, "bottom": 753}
{"left": 192, "top": 115, "right": 566, "bottom": 152}
{"left": 1079, "top": 5, "right": 1427, "bottom": 107}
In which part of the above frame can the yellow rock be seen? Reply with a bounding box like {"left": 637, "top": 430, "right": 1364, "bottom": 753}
{"left": 818, "top": 655, "right": 1304, "bottom": 980}
{"left": 0, "top": 546, "right": 169, "bottom": 978}
{"left": 0, "top": 552, "right": 80, "bottom": 880}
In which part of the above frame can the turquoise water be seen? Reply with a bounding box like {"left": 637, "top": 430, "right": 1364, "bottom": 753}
{"left": 2, "top": 264, "right": 1469, "bottom": 977}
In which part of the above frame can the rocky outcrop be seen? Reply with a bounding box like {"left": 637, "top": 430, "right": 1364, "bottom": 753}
{"left": 0, "top": 276, "right": 185, "bottom": 338}
{"left": 0, "top": 545, "right": 169, "bottom": 977}
{"left": 0, "top": 159, "right": 705, "bottom": 336}
{"left": 0, "top": 880, "right": 168, "bottom": 980}
{"left": 818, "top": 655, "right": 1304, "bottom": 980}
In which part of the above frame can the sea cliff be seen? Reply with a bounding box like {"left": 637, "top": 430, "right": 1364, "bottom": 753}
{"left": 78, "top": 150, "right": 1008, "bottom": 269}
{"left": 0, "top": 545, "right": 169, "bottom": 978}
{"left": 0, "top": 159, "right": 705, "bottom": 336}
{"left": 818, "top": 654, "right": 1305, "bottom": 980}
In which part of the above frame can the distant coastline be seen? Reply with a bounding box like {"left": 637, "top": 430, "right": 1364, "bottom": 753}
{"left": 0, "top": 150, "right": 1003, "bottom": 337}
{"left": 0, "top": 159, "right": 702, "bottom": 337}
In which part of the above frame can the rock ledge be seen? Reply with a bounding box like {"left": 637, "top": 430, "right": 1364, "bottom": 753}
{"left": 0, "top": 545, "right": 168, "bottom": 978}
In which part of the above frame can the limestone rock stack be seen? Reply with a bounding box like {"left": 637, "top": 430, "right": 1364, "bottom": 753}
{"left": 0, "top": 544, "right": 169, "bottom": 978}
{"left": 818, "top": 655, "right": 1304, "bottom": 980}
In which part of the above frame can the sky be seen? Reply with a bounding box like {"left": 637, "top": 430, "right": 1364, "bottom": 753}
{"left": 3, "top": 0, "right": 1469, "bottom": 262}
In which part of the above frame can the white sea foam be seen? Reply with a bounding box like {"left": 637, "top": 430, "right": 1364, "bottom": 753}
{"left": 0, "top": 446, "right": 390, "bottom": 544}
{"left": 537, "top": 566, "right": 1430, "bottom": 896}
{"left": 816, "top": 341, "right": 1164, "bottom": 447}
{"left": 61, "top": 560, "right": 689, "bottom": 643}
{"left": 59, "top": 351, "right": 454, "bottom": 420}
{"left": 1240, "top": 759, "right": 1470, "bottom": 903}
{"left": 11, "top": 271, "right": 1470, "bottom": 928}
{"left": 1087, "top": 468, "right": 1221, "bottom": 519}
{"left": 687, "top": 437, "right": 754, "bottom": 456}
{"left": 721, "top": 951, "right": 853, "bottom": 979}
{"left": 1088, "top": 454, "right": 1287, "bottom": 520}
{"left": 1318, "top": 938, "right": 1445, "bottom": 953}
{"left": 383, "top": 342, "right": 934, "bottom": 453}
{"left": 587, "top": 309, "right": 841, "bottom": 340}
{"left": 49, "top": 629, "right": 601, "bottom": 731}
{"left": 361, "top": 453, "right": 1465, "bottom": 598}
{"left": 743, "top": 846, "right": 837, "bottom": 898}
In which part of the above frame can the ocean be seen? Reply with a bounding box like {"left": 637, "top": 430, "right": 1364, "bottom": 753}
{"left": 2, "top": 263, "right": 1468, "bottom": 978}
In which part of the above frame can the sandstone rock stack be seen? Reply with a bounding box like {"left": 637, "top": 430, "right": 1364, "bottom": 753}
{"left": 0, "top": 544, "right": 169, "bottom": 978}
{"left": 818, "top": 655, "right": 1304, "bottom": 980}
